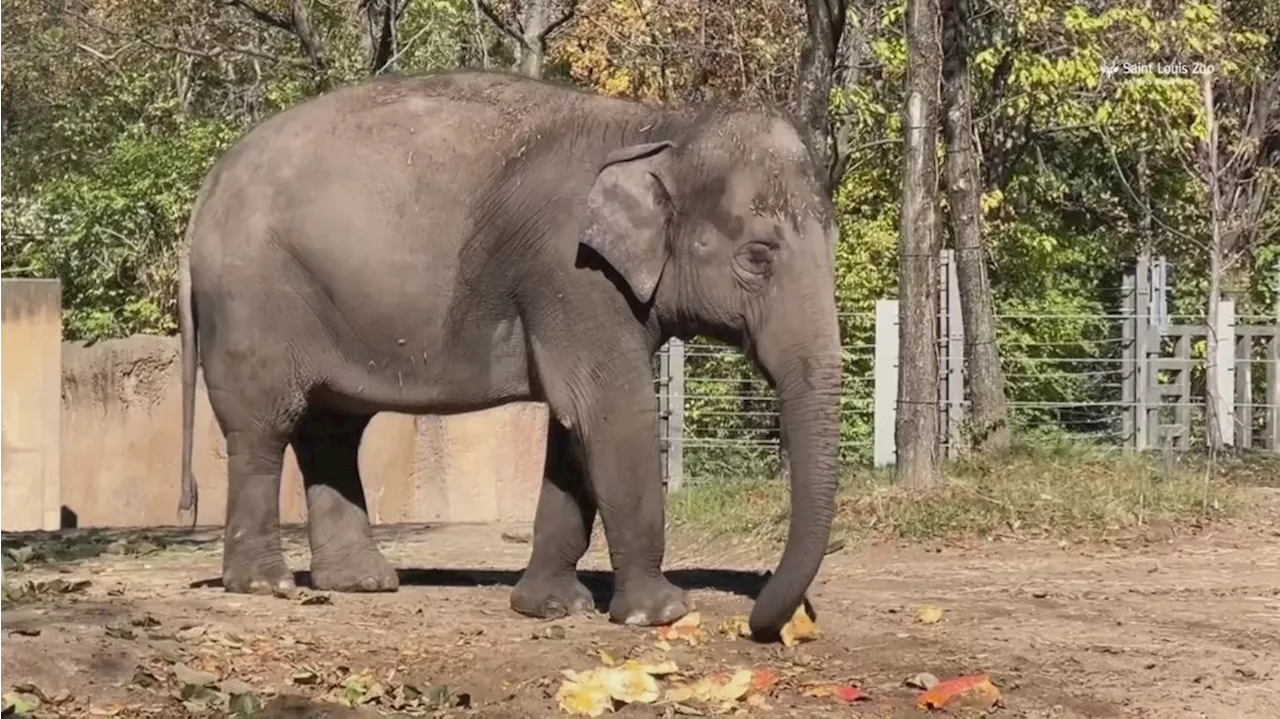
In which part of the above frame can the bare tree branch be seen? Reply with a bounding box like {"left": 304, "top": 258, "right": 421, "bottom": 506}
{"left": 220, "top": 0, "right": 295, "bottom": 33}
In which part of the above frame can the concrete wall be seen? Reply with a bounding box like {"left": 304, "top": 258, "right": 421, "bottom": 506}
{"left": 2, "top": 280, "right": 64, "bottom": 531}
{"left": 58, "top": 334, "right": 549, "bottom": 528}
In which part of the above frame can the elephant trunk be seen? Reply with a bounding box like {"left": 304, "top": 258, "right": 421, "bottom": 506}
{"left": 747, "top": 318, "right": 843, "bottom": 639}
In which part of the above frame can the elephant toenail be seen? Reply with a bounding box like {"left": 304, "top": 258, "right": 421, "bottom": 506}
{"left": 360, "top": 577, "right": 378, "bottom": 591}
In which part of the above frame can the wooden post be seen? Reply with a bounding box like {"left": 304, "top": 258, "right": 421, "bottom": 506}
{"left": 665, "top": 339, "right": 686, "bottom": 492}
{"left": 874, "top": 299, "right": 901, "bottom": 467}
{"left": 1212, "top": 300, "right": 1236, "bottom": 447}
{"left": 1235, "top": 330, "right": 1253, "bottom": 450}
{"left": 1122, "top": 267, "right": 1137, "bottom": 450}
{"left": 1135, "top": 253, "right": 1152, "bottom": 449}
{"left": 941, "top": 249, "right": 965, "bottom": 458}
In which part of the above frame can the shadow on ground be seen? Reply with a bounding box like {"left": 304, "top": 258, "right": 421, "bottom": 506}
{"left": 188, "top": 567, "right": 771, "bottom": 609}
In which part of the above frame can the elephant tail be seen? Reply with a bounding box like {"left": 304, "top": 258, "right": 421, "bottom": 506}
{"left": 177, "top": 246, "right": 199, "bottom": 529}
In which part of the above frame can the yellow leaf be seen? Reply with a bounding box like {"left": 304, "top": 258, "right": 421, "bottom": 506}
{"left": 597, "top": 650, "right": 616, "bottom": 666}
{"left": 600, "top": 664, "right": 660, "bottom": 705}
{"left": 718, "top": 616, "right": 752, "bottom": 638}
{"left": 624, "top": 659, "right": 680, "bottom": 676}
{"left": 917, "top": 606, "right": 945, "bottom": 624}
{"left": 656, "top": 612, "right": 706, "bottom": 646}
{"left": 780, "top": 604, "right": 818, "bottom": 647}
{"left": 555, "top": 670, "right": 613, "bottom": 717}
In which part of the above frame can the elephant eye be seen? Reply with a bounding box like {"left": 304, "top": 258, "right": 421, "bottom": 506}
{"left": 738, "top": 241, "right": 777, "bottom": 275}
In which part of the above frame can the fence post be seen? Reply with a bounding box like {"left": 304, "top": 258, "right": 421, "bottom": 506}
{"left": 665, "top": 338, "right": 686, "bottom": 492}
{"left": 939, "top": 249, "right": 965, "bottom": 458}
{"left": 1135, "top": 252, "right": 1153, "bottom": 449}
{"left": 1121, "top": 268, "right": 1136, "bottom": 450}
{"left": 0, "top": 279, "right": 63, "bottom": 532}
{"left": 874, "top": 299, "right": 900, "bottom": 467}
{"left": 1211, "top": 300, "right": 1237, "bottom": 447}
{"left": 1269, "top": 298, "right": 1280, "bottom": 453}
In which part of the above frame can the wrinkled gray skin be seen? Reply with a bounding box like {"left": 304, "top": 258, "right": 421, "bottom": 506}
{"left": 178, "top": 70, "right": 842, "bottom": 639}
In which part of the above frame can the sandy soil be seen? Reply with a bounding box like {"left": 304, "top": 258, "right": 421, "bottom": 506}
{"left": 3, "top": 495, "right": 1279, "bottom": 718}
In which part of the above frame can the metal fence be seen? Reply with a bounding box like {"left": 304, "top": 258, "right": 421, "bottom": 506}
{"left": 655, "top": 252, "right": 1280, "bottom": 489}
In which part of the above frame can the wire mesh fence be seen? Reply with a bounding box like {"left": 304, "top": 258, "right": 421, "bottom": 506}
{"left": 655, "top": 255, "right": 1280, "bottom": 487}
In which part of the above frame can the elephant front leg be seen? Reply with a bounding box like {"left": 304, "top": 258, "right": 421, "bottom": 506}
{"left": 579, "top": 383, "right": 692, "bottom": 626}
{"left": 293, "top": 408, "right": 398, "bottom": 592}
{"left": 511, "top": 421, "right": 598, "bottom": 619}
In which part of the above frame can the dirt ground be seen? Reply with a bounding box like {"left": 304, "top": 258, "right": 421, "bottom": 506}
{"left": 3, "top": 493, "right": 1279, "bottom": 719}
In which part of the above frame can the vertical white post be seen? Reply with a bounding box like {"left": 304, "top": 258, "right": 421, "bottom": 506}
{"left": 874, "top": 299, "right": 900, "bottom": 467}
{"left": 1213, "top": 299, "right": 1236, "bottom": 447}
{"left": 666, "top": 338, "right": 685, "bottom": 492}
{"left": 943, "top": 250, "right": 965, "bottom": 457}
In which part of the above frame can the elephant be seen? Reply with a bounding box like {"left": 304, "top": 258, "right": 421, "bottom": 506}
{"left": 177, "top": 69, "right": 842, "bottom": 639}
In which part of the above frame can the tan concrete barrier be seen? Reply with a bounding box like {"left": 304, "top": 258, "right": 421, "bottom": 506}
{"left": 2, "top": 280, "right": 64, "bottom": 531}
{"left": 55, "top": 335, "right": 548, "bottom": 529}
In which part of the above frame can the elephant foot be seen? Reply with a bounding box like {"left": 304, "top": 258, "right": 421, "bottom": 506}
{"left": 309, "top": 549, "right": 399, "bottom": 592}
{"left": 223, "top": 556, "right": 296, "bottom": 597}
{"left": 511, "top": 573, "right": 596, "bottom": 619}
{"left": 609, "top": 576, "right": 693, "bottom": 626}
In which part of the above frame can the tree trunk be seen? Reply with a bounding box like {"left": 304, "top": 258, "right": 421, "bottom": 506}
{"left": 896, "top": 0, "right": 943, "bottom": 488}
{"left": 289, "top": 0, "right": 330, "bottom": 89}
{"left": 477, "top": 1, "right": 578, "bottom": 80}
{"left": 940, "top": 0, "right": 1009, "bottom": 453}
{"left": 358, "top": 0, "right": 403, "bottom": 75}
{"left": 1201, "top": 69, "right": 1229, "bottom": 451}
{"left": 793, "top": 0, "right": 849, "bottom": 195}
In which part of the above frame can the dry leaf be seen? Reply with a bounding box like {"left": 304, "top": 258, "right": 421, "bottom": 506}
{"left": 555, "top": 670, "right": 613, "bottom": 717}
{"left": 718, "top": 616, "right": 752, "bottom": 638}
{"left": 600, "top": 664, "right": 660, "bottom": 705}
{"left": 780, "top": 604, "right": 818, "bottom": 647}
{"left": 916, "top": 674, "right": 1001, "bottom": 711}
{"left": 656, "top": 612, "right": 706, "bottom": 646}
{"left": 666, "top": 669, "right": 755, "bottom": 705}
{"left": 917, "top": 606, "right": 945, "bottom": 624}
{"left": 804, "top": 683, "right": 870, "bottom": 702}
{"left": 749, "top": 667, "right": 778, "bottom": 694}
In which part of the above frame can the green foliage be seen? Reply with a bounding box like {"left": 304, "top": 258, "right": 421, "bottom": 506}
{"left": 0, "top": 0, "right": 1275, "bottom": 467}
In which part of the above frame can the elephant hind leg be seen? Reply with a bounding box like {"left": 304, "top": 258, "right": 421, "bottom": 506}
{"left": 221, "top": 426, "right": 296, "bottom": 596}
{"left": 511, "top": 420, "right": 598, "bottom": 618}
{"left": 294, "top": 406, "right": 398, "bottom": 592}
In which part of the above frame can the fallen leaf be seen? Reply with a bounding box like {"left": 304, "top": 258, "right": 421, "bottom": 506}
{"left": 629, "top": 659, "right": 680, "bottom": 676}
{"left": 780, "top": 604, "right": 818, "bottom": 647}
{"left": 749, "top": 667, "right": 778, "bottom": 694}
{"left": 105, "top": 623, "right": 137, "bottom": 640}
{"left": 290, "top": 670, "right": 321, "bottom": 686}
{"left": 718, "top": 616, "right": 752, "bottom": 638}
{"left": 917, "top": 674, "right": 1001, "bottom": 711}
{"left": 172, "top": 663, "right": 219, "bottom": 688}
{"left": 555, "top": 670, "right": 613, "bottom": 717}
{"left": 299, "top": 593, "right": 332, "bottom": 606}
{"left": 805, "top": 683, "right": 871, "bottom": 702}
{"left": 4, "top": 692, "right": 40, "bottom": 718}
{"left": 600, "top": 664, "right": 660, "bottom": 704}
{"left": 175, "top": 625, "right": 207, "bottom": 642}
{"left": 667, "top": 669, "right": 754, "bottom": 704}
{"left": 905, "top": 672, "right": 939, "bottom": 690}
{"left": 130, "top": 614, "right": 161, "bottom": 628}
{"left": 917, "top": 606, "right": 945, "bottom": 624}
{"left": 656, "top": 612, "right": 706, "bottom": 646}
{"left": 533, "top": 625, "right": 567, "bottom": 640}
{"left": 8, "top": 627, "right": 41, "bottom": 637}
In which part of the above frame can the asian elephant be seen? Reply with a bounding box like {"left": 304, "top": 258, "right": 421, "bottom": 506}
{"left": 177, "top": 69, "right": 842, "bottom": 639}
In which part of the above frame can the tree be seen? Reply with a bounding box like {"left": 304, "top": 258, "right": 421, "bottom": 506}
{"left": 478, "top": 0, "right": 579, "bottom": 78}
{"left": 896, "top": 0, "right": 942, "bottom": 487}
{"left": 793, "top": 0, "right": 849, "bottom": 194}
{"left": 940, "top": 0, "right": 1009, "bottom": 453}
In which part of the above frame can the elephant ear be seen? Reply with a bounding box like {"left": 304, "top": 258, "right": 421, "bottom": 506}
{"left": 581, "top": 141, "right": 675, "bottom": 304}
